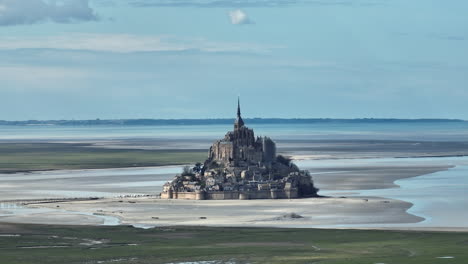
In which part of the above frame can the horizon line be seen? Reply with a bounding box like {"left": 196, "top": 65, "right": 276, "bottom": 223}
{"left": 0, "top": 117, "right": 466, "bottom": 123}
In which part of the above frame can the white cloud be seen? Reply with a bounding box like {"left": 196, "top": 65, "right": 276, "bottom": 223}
{"left": 0, "top": 0, "right": 97, "bottom": 26}
{"left": 0, "top": 34, "right": 278, "bottom": 53}
{"left": 129, "top": 0, "right": 386, "bottom": 8}
{"left": 228, "top": 9, "right": 252, "bottom": 25}
{"left": 0, "top": 65, "right": 89, "bottom": 88}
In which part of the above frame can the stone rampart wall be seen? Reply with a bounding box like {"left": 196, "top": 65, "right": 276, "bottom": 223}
{"left": 205, "top": 191, "right": 240, "bottom": 200}
{"left": 163, "top": 188, "right": 299, "bottom": 200}
{"left": 173, "top": 192, "right": 197, "bottom": 200}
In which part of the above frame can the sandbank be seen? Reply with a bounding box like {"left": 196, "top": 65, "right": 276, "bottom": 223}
{"left": 18, "top": 196, "right": 421, "bottom": 229}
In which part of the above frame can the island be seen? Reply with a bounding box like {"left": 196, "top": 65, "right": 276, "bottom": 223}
{"left": 161, "top": 99, "right": 319, "bottom": 200}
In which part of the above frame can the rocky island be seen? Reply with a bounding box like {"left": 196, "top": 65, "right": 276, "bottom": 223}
{"left": 161, "top": 99, "right": 319, "bottom": 200}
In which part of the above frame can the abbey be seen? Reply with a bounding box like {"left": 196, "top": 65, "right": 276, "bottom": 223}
{"left": 209, "top": 99, "right": 276, "bottom": 168}
{"left": 161, "top": 100, "right": 318, "bottom": 200}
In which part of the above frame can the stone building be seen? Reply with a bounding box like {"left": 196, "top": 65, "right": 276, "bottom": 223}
{"left": 161, "top": 99, "right": 319, "bottom": 200}
{"left": 208, "top": 99, "right": 275, "bottom": 167}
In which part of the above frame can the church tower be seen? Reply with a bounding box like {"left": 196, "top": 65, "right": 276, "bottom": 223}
{"left": 234, "top": 97, "right": 245, "bottom": 130}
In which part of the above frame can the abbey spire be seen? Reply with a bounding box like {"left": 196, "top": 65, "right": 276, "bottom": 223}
{"left": 234, "top": 97, "right": 245, "bottom": 130}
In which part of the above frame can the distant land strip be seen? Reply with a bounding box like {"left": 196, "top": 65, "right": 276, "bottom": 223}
{"left": 0, "top": 118, "right": 466, "bottom": 126}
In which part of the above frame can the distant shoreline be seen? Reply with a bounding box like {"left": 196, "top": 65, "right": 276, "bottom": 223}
{"left": 1, "top": 118, "right": 466, "bottom": 126}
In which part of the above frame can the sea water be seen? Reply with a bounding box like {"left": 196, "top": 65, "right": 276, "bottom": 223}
{"left": 297, "top": 156, "right": 468, "bottom": 228}
{"left": 360, "top": 159, "right": 468, "bottom": 227}
{"left": 2, "top": 121, "right": 468, "bottom": 141}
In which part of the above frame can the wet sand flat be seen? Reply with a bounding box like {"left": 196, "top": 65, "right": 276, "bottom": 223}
{"left": 1, "top": 137, "right": 466, "bottom": 231}
{"left": 307, "top": 165, "right": 452, "bottom": 191}
{"left": 0, "top": 158, "right": 458, "bottom": 230}
{"left": 23, "top": 196, "right": 422, "bottom": 229}
{"left": 0, "top": 161, "right": 451, "bottom": 202}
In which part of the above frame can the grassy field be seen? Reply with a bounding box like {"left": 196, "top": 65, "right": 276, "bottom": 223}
{"left": 0, "top": 224, "right": 466, "bottom": 264}
{"left": 0, "top": 143, "right": 206, "bottom": 173}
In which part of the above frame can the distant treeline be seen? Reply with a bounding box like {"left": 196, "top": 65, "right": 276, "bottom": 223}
{"left": 0, "top": 118, "right": 465, "bottom": 126}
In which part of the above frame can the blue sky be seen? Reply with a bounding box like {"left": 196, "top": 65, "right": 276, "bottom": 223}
{"left": 0, "top": 0, "right": 467, "bottom": 120}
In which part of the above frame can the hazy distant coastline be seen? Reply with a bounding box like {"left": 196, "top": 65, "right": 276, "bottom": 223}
{"left": 1, "top": 118, "right": 466, "bottom": 126}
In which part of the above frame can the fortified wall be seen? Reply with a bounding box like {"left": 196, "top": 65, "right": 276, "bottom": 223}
{"left": 161, "top": 187, "right": 299, "bottom": 200}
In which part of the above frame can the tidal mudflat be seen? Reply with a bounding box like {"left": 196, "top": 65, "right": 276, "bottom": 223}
{"left": 1, "top": 123, "right": 468, "bottom": 231}
{"left": 1, "top": 157, "right": 466, "bottom": 231}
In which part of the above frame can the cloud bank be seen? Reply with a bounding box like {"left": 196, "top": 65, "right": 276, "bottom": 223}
{"left": 0, "top": 34, "right": 279, "bottom": 53}
{"left": 228, "top": 9, "right": 252, "bottom": 25}
{"left": 129, "top": 0, "right": 386, "bottom": 8}
{"left": 0, "top": 0, "right": 97, "bottom": 26}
